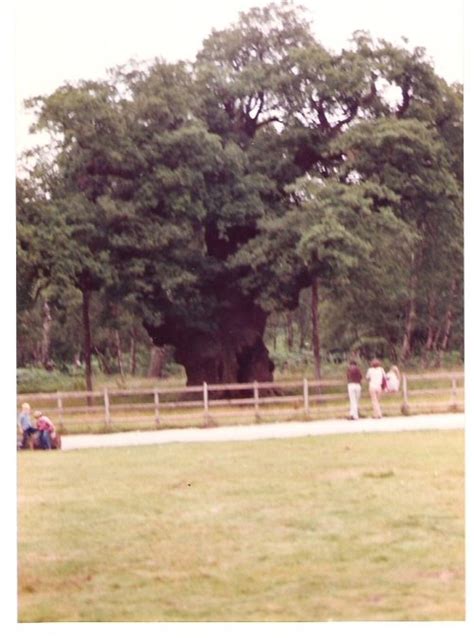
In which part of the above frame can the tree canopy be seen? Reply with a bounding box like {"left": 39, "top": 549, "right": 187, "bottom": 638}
{"left": 17, "top": 1, "right": 463, "bottom": 386}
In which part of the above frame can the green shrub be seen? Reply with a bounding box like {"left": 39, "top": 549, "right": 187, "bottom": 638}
{"left": 17, "top": 367, "right": 86, "bottom": 393}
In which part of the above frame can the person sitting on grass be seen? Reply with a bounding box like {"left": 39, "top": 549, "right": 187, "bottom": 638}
{"left": 33, "top": 410, "right": 56, "bottom": 450}
{"left": 18, "top": 402, "right": 38, "bottom": 448}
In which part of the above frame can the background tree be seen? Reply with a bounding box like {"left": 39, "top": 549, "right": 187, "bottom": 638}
{"left": 20, "top": 80, "right": 122, "bottom": 391}
{"left": 336, "top": 117, "right": 462, "bottom": 361}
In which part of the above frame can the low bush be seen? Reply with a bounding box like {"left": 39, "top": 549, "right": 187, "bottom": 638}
{"left": 17, "top": 367, "right": 86, "bottom": 393}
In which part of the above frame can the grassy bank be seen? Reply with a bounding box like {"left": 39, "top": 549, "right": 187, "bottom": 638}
{"left": 18, "top": 429, "right": 464, "bottom": 621}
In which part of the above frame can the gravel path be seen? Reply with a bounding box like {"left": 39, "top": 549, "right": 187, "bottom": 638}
{"left": 61, "top": 412, "right": 464, "bottom": 451}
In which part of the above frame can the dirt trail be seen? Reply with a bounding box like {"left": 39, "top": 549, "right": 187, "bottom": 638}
{"left": 61, "top": 412, "right": 464, "bottom": 451}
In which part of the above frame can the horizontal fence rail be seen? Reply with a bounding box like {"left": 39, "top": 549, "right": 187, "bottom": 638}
{"left": 17, "top": 372, "right": 464, "bottom": 435}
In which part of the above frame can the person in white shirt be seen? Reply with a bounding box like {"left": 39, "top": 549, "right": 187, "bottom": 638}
{"left": 385, "top": 365, "right": 401, "bottom": 393}
{"left": 366, "top": 359, "right": 386, "bottom": 418}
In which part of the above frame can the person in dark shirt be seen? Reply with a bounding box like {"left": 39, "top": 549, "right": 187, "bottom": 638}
{"left": 346, "top": 360, "right": 363, "bottom": 420}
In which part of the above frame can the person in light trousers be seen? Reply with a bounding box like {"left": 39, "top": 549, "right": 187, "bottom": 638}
{"left": 366, "top": 358, "right": 386, "bottom": 418}
{"left": 346, "top": 360, "right": 363, "bottom": 420}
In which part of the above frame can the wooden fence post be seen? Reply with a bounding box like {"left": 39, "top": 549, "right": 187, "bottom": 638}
{"left": 154, "top": 389, "right": 160, "bottom": 427}
{"left": 450, "top": 376, "right": 458, "bottom": 411}
{"left": 15, "top": 371, "right": 465, "bottom": 432}
{"left": 401, "top": 374, "right": 409, "bottom": 415}
{"left": 56, "top": 391, "right": 63, "bottom": 431}
{"left": 203, "top": 382, "right": 209, "bottom": 427}
{"left": 104, "top": 387, "right": 111, "bottom": 428}
{"left": 303, "top": 378, "right": 309, "bottom": 417}
{"left": 254, "top": 380, "right": 260, "bottom": 422}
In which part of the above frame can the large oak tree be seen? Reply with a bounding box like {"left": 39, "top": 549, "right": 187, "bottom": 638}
{"left": 18, "top": 1, "right": 463, "bottom": 386}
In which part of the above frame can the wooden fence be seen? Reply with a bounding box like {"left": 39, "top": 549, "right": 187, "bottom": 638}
{"left": 17, "top": 371, "right": 464, "bottom": 435}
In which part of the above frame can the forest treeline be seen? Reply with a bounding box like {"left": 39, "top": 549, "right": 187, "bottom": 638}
{"left": 17, "top": 1, "right": 463, "bottom": 390}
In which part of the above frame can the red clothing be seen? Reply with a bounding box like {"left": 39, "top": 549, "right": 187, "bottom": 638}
{"left": 36, "top": 416, "right": 55, "bottom": 432}
{"left": 346, "top": 364, "right": 362, "bottom": 384}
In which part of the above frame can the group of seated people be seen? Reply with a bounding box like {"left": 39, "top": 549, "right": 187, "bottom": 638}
{"left": 18, "top": 402, "right": 57, "bottom": 450}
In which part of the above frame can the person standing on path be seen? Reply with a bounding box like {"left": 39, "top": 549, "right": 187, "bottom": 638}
{"left": 366, "top": 359, "right": 386, "bottom": 418}
{"left": 346, "top": 360, "right": 363, "bottom": 420}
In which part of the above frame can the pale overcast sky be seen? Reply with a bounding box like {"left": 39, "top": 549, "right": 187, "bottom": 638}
{"left": 15, "top": 0, "right": 464, "bottom": 155}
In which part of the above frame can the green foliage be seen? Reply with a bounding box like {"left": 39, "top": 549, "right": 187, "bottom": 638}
{"left": 17, "top": 367, "right": 86, "bottom": 393}
{"left": 17, "top": 1, "right": 463, "bottom": 380}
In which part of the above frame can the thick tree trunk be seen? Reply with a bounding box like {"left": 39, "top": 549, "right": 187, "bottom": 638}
{"left": 145, "top": 299, "right": 274, "bottom": 394}
{"left": 401, "top": 253, "right": 419, "bottom": 362}
{"left": 40, "top": 300, "right": 52, "bottom": 368}
{"left": 311, "top": 277, "right": 322, "bottom": 382}
{"left": 81, "top": 289, "right": 93, "bottom": 402}
{"left": 148, "top": 345, "right": 168, "bottom": 378}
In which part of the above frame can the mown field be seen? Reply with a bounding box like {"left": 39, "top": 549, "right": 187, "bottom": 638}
{"left": 17, "top": 428, "right": 464, "bottom": 622}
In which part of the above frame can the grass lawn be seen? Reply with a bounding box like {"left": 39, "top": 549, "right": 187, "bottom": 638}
{"left": 17, "top": 429, "right": 464, "bottom": 622}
